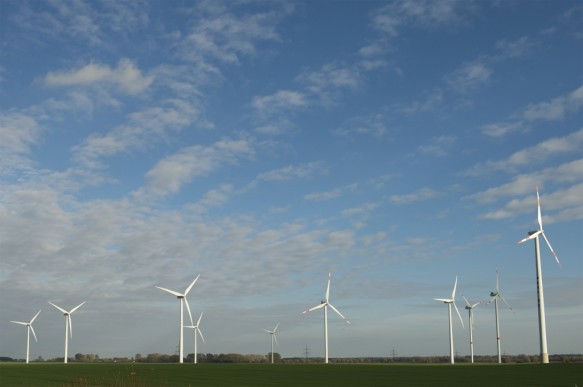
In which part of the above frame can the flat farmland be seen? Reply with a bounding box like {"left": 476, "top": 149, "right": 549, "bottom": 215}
{"left": 1, "top": 363, "right": 581, "bottom": 387}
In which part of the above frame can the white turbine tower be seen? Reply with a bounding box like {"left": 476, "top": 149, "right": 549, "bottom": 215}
{"left": 263, "top": 322, "right": 279, "bottom": 364}
{"left": 302, "top": 272, "right": 350, "bottom": 364}
{"left": 185, "top": 312, "right": 205, "bottom": 364}
{"left": 462, "top": 296, "right": 480, "bottom": 364}
{"left": 518, "top": 187, "right": 561, "bottom": 364}
{"left": 155, "top": 274, "right": 199, "bottom": 363}
{"left": 10, "top": 310, "right": 41, "bottom": 364}
{"left": 488, "top": 268, "right": 513, "bottom": 364}
{"left": 434, "top": 276, "right": 464, "bottom": 364}
{"left": 48, "top": 301, "right": 86, "bottom": 364}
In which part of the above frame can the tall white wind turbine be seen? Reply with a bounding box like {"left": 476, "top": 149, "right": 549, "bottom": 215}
{"left": 10, "top": 310, "right": 41, "bottom": 364}
{"left": 518, "top": 187, "right": 561, "bottom": 364}
{"left": 302, "top": 272, "right": 350, "bottom": 364}
{"left": 263, "top": 322, "right": 279, "bottom": 364}
{"left": 434, "top": 276, "right": 464, "bottom": 364}
{"left": 48, "top": 301, "right": 86, "bottom": 364}
{"left": 462, "top": 296, "right": 480, "bottom": 364}
{"left": 488, "top": 268, "right": 513, "bottom": 364}
{"left": 156, "top": 274, "right": 199, "bottom": 363}
{"left": 185, "top": 312, "right": 205, "bottom": 364}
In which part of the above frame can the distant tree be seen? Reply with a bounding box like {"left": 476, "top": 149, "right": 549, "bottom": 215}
{"left": 75, "top": 353, "right": 85, "bottom": 362}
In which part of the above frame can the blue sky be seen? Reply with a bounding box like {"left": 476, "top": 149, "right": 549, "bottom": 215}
{"left": 1, "top": 0, "right": 582, "bottom": 361}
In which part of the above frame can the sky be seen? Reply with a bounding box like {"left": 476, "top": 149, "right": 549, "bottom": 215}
{"left": 1, "top": 0, "right": 582, "bottom": 361}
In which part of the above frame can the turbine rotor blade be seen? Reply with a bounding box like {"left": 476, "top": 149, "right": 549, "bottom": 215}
{"left": 462, "top": 295, "right": 470, "bottom": 307}
{"left": 536, "top": 187, "right": 543, "bottom": 230}
{"left": 184, "top": 274, "right": 200, "bottom": 296}
{"left": 471, "top": 302, "right": 481, "bottom": 308}
{"left": 198, "top": 328, "right": 205, "bottom": 343}
{"left": 10, "top": 321, "right": 28, "bottom": 326}
{"left": 328, "top": 303, "right": 349, "bottom": 323}
{"left": 197, "top": 312, "right": 203, "bottom": 326}
{"left": 184, "top": 298, "right": 194, "bottom": 327}
{"left": 273, "top": 333, "right": 278, "bottom": 346}
{"left": 30, "top": 310, "right": 42, "bottom": 324}
{"left": 325, "top": 272, "right": 331, "bottom": 302}
{"left": 155, "top": 286, "right": 183, "bottom": 297}
{"left": 70, "top": 301, "right": 86, "bottom": 314}
{"left": 499, "top": 294, "right": 513, "bottom": 311}
{"left": 48, "top": 302, "right": 68, "bottom": 314}
{"left": 452, "top": 276, "right": 458, "bottom": 299}
{"left": 30, "top": 325, "right": 38, "bottom": 343}
{"left": 434, "top": 298, "right": 452, "bottom": 303}
{"left": 453, "top": 302, "right": 464, "bottom": 328}
{"left": 518, "top": 230, "right": 541, "bottom": 244}
{"left": 303, "top": 303, "right": 325, "bottom": 314}
{"left": 68, "top": 314, "right": 73, "bottom": 338}
{"left": 541, "top": 232, "right": 561, "bottom": 267}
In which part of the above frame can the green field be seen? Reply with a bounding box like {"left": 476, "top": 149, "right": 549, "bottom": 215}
{"left": 0, "top": 362, "right": 581, "bottom": 387}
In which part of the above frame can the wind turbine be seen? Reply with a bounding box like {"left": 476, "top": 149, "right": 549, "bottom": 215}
{"left": 489, "top": 268, "right": 513, "bottom": 364}
{"left": 48, "top": 301, "right": 86, "bottom": 364}
{"left": 155, "top": 274, "right": 199, "bottom": 363}
{"left": 263, "top": 322, "right": 279, "bottom": 364}
{"left": 302, "top": 272, "right": 350, "bottom": 364}
{"left": 462, "top": 296, "right": 480, "bottom": 364}
{"left": 434, "top": 276, "right": 464, "bottom": 364}
{"left": 10, "top": 310, "right": 41, "bottom": 364}
{"left": 184, "top": 312, "right": 205, "bottom": 364}
{"left": 518, "top": 187, "right": 561, "bottom": 364}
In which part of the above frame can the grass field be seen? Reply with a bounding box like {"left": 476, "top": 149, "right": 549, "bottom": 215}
{"left": 0, "top": 362, "right": 581, "bottom": 387}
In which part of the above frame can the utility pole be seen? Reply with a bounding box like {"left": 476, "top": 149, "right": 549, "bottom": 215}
{"left": 303, "top": 345, "right": 310, "bottom": 364}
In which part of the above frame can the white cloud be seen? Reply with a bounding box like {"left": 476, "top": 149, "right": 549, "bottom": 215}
{"left": 445, "top": 61, "right": 492, "bottom": 93}
{"left": 417, "top": 135, "right": 457, "bottom": 156}
{"left": 389, "top": 187, "right": 440, "bottom": 204}
{"left": 523, "top": 84, "right": 583, "bottom": 122}
{"left": 463, "top": 128, "right": 583, "bottom": 176}
{"left": 142, "top": 138, "right": 254, "bottom": 198}
{"left": 480, "top": 85, "right": 583, "bottom": 137}
{"left": 0, "top": 112, "right": 42, "bottom": 173}
{"left": 304, "top": 184, "right": 357, "bottom": 202}
{"left": 73, "top": 99, "right": 201, "bottom": 168}
{"left": 44, "top": 59, "right": 154, "bottom": 95}
{"left": 252, "top": 90, "right": 308, "bottom": 116}
{"left": 480, "top": 183, "right": 583, "bottom": 223}
{"left": 467, "top": 159, "right": 583, "bottom": 203}
{"left": 255, "top": 162, "right": 328, "bottom": 182}
{"left": 372, "top": 0, "right": 471, "bottom": 37}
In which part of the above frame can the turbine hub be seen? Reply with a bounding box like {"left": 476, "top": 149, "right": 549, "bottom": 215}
{"left": 490, "top": 292, "right": 497, "bottom": 297}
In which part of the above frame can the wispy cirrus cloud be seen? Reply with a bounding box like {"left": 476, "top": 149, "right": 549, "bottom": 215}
{"left": 304, "top": 184, "right": 357, "bottom": 202}
{"left": 417, "top": 135, "right": 457, "bottom": 157}
{"left": 467, "top": 159, "right": 583, "bottom": 203}
{"left": 44, "top": 59, "right": 154, "bottom": 95}
{"left": 463, "top": 128, "right": 583, "bottom": 176}
{"left": 251, "top": 90, "right": 308, "bottom": 116}
{"left": 0, "top": 112, "right": 42, "bottom": 174}
{"left": 140, "top": 138, "right": 254, "bottom": 198}
{"left": 480, "top": 84, "right": 583, "bottom": 137}
{"left": 73, "top": 99, "right": 202, "bottom": 169}
{"left": 388, "top": 187, "right": 440, "bottom": 204}
{"left": 255, "top": 161, "right": 328, "bottom": 182}
{"left": 445, "top": 61, "right": 492, "bottom": 94}
{"left": 479, "top": 183, "right": 583, "bottom": 223}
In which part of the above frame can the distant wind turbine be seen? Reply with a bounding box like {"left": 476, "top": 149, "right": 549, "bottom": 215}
{"left": 156, "top": 274, "right": 199, "bottom": 363}
{"left": 184, "top": 312, "right": 205, "bottom": 364}
{"left": 434, "top": 276, "right": 464, "bottom": 364}
{"left": 518, "top": 187, "right": 561, "bottom": 364}
{"left": 462, "top": 296, "right": 480, "bottom": 364}
{"left": 302, "top": 272, "right": 350, "bottom": 364}
{"left": 263, "top": 322, "right": 279, "bottom": 364}
{"left": 10, "top": 310, "right": 41, "bottom": 364}
{"left": 488, "top": 268, "right": 513, "bottom": 364}
{"left": 48, "top": 301, "right": 86, "bottom": 364}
